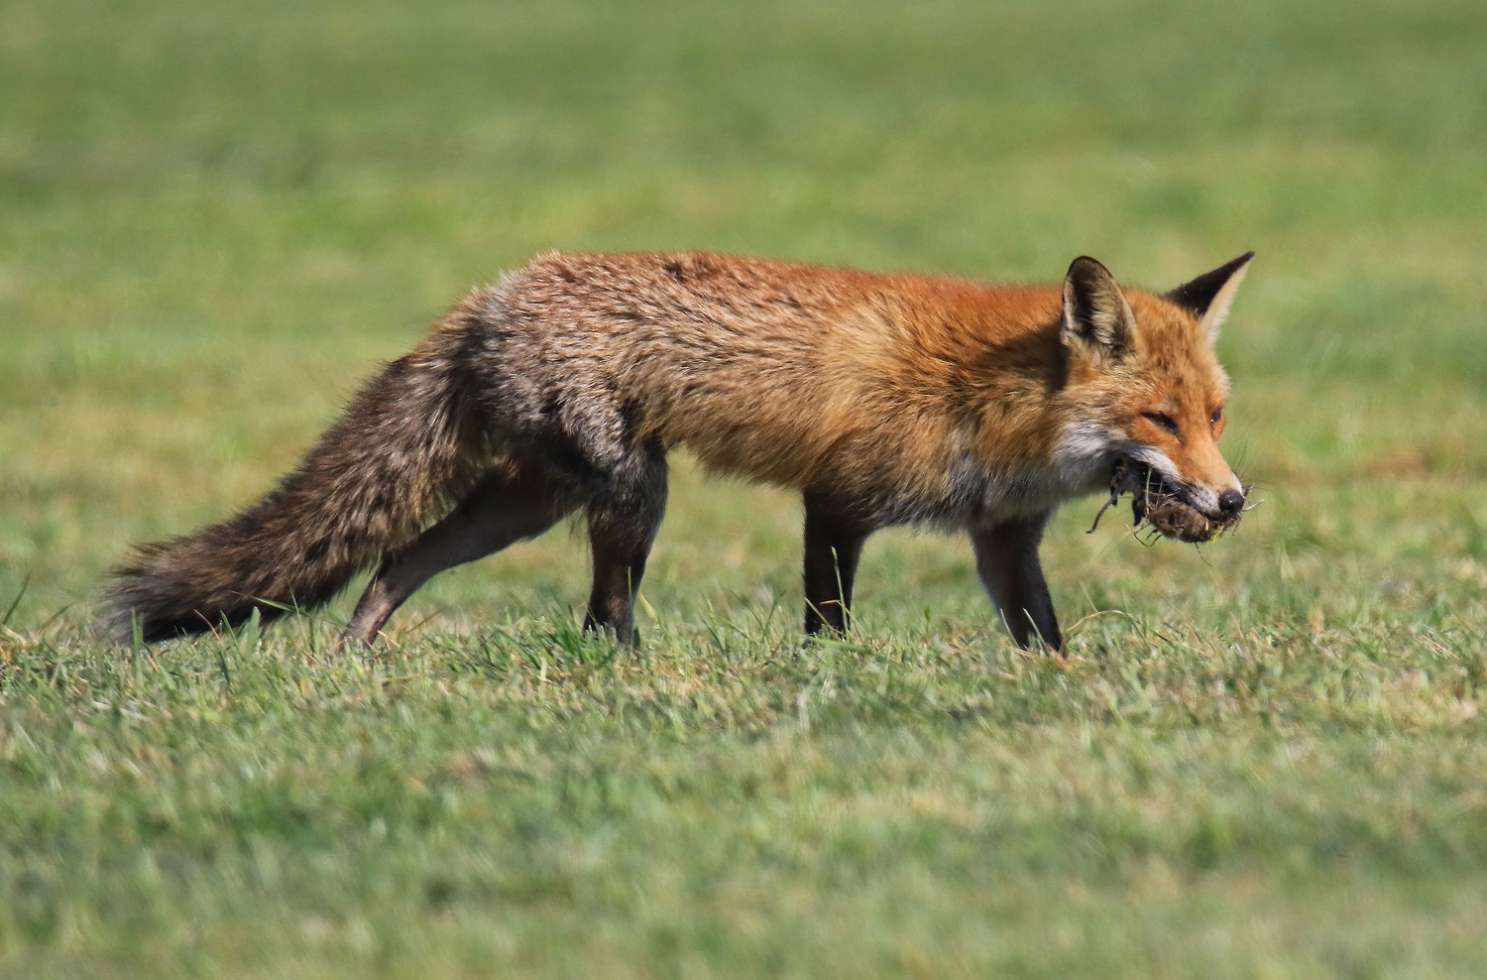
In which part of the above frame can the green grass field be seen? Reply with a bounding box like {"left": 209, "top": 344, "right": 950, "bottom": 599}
{"left": 4, "top": 0, "right": 1487, "bottom": 975}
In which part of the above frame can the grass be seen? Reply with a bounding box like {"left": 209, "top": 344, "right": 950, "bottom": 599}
{"left": 2, "top": 0, "right": 1486, "bottom": 975}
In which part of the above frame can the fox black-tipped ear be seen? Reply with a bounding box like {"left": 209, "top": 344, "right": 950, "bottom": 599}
{"left": 1166, "top": 251, "right": 1254, "bottom": 340}
{"left": 1062, "top": 256, "right": 1136, "bottom": 363}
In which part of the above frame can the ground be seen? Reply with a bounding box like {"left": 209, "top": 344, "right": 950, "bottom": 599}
{"left": 2, "top": 0, "right": 1486, "bottom": 976}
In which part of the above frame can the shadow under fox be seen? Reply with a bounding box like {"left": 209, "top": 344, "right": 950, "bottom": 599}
{"left": 104, "top": 250, "right": 1253, "bottom": 652}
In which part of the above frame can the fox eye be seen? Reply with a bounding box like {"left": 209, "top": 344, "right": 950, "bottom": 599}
{"left": 1142, "top": 411, "right": 1181, "bottom": 436}
{"left": 1210, "top": 406, "right": 1224, "bottom": 425}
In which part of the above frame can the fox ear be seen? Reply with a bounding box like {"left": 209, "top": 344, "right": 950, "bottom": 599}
{"left": 1166, "top": 251, "right": 1254, "bottom": 340}
{"left": 1062, "top": 256, "right": 1136, "bottom": 363}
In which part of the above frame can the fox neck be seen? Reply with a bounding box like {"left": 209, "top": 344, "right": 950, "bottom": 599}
{"left": 1049, "top": 419, "right": 1124, "bottom": 495}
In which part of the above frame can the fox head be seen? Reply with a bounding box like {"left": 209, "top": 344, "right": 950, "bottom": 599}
{"left": 1054, "top": 252, "right": 1253, "bottom": 523}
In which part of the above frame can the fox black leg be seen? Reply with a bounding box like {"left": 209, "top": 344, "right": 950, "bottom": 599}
{"left": 970, "top": 512, "right": 1063, "bottom": 653}
{"left": 343, "top": 468, "right": 576, "bottom": 647}
{"left": 802, "top": 493, "right": 872, "bottom": 635}
{"left": 583, "top": 445, "right": 668, "bottom": 645}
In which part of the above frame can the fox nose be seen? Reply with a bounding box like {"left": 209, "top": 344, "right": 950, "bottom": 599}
{"left": 1217, "top": 488, "right": 1244, "bottom": 517}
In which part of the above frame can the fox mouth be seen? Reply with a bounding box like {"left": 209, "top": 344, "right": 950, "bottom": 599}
{"left": 1094, "top": 457, "right": 1242, "bottom": 544}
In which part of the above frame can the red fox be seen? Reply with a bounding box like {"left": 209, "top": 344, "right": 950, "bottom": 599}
{"left": 104, "top": 250, "right": 1252, "bottom": 653}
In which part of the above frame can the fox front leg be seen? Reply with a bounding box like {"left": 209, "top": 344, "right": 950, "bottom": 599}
{"left": 801, "top": 493, "right": 873, "bottom": 635}
{"left": 970, "top": 513, "right": 1063, "bottom": 654}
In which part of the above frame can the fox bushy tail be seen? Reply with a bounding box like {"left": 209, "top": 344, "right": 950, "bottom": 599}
{"left": 103, "top": 310, "right": 489, "bottom": 643}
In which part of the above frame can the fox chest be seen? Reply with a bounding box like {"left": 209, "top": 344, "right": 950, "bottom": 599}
{"left": 866, "top": 448, "right": 1108, "bottom": 529}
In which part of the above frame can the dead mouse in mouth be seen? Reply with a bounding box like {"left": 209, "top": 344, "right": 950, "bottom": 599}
{"left": 1087, "top": 458, "right": 1242, "bottom": 544}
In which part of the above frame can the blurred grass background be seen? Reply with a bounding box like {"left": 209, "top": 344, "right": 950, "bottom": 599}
{"left": 2, "top": 0, "right": 1486, "bottom": 976}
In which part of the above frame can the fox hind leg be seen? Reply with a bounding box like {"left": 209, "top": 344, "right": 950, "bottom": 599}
{"left": 582, "top": 443, "right": 668, "bottom": 646}
{"left": 342, "top": 466, "right": 577, "bottom": 646}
